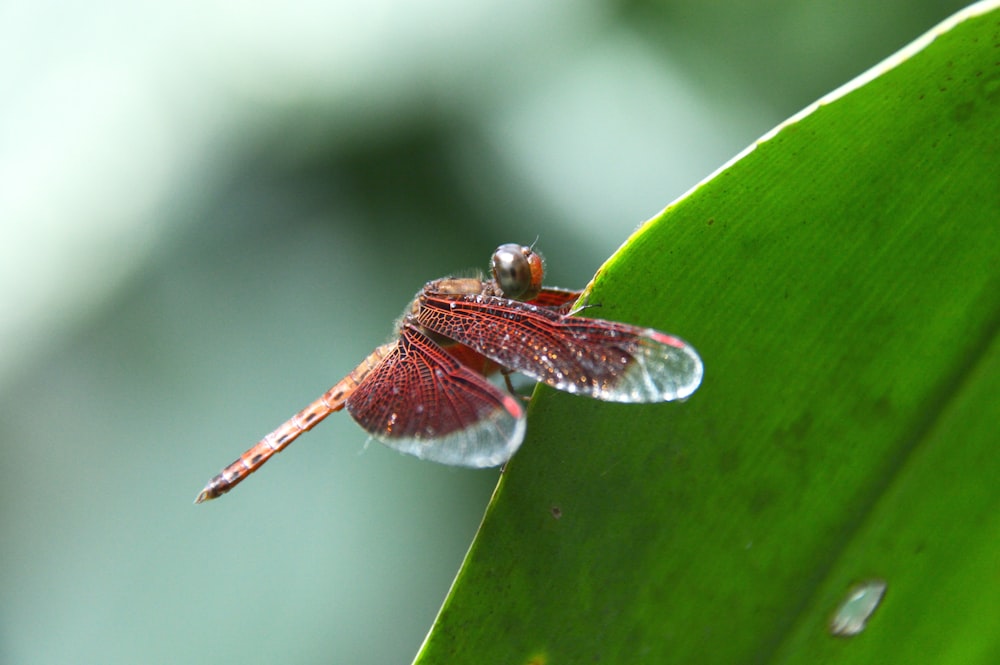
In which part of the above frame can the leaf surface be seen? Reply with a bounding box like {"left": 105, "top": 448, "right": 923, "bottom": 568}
{"left": 415, "top": 4, "right": 1000, "bottom": 663}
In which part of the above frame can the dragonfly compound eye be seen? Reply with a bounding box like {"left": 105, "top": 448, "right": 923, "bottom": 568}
{"left": 492, "top": 243, "right": 543, "bottom": 301}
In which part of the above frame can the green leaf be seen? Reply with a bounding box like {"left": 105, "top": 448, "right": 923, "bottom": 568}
{"left": 415, "top": 3, "right": 1000, "bottom": 663}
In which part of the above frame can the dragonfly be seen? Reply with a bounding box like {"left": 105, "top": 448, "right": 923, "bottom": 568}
{"left": 196, "top": 243, "right": 702, "bottom": 503}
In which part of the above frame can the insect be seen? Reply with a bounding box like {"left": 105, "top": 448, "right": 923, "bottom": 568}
{"left": 196, "top": 243, "right": 702, "bottom": 503}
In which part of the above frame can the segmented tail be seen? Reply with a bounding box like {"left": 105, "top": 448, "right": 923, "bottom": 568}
{"left": 195, "top": 343, "right": 394, "bottom": 503}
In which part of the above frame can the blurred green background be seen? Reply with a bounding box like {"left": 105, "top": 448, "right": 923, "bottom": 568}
{"left": 0, "top": 1, "right": 971, "bottom": 663}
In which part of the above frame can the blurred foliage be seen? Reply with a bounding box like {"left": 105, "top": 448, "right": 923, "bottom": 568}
{"left": 1, "top": 2, "right": 990, "bottom": 665}
{"left": 615, "top": 0, "right": 973, "bottom": 108}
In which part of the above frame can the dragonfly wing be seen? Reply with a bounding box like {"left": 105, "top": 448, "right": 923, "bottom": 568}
{"left": 417, "top": 294, "right": 703, "bottom": 403}
{"left": 444, "top": 344, "right": 500, "bottom": 376}
{"left": 528, "top": 287, "right": 583, "bottom": 312}
{"left": 346, "top": 323, "right": 526, "bottom": 468}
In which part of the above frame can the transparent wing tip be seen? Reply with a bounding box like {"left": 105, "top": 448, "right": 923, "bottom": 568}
{"left": 607, "top": 332, "right": 704, "bottom": 403}
{"left": 380, "top": 411, "right": 527, "bottom": 468}
{"left": 663, "top": 337, "right": 704, "bottom": 401}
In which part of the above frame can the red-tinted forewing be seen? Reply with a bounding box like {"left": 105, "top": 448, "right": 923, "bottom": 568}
{"left": 528, "top": 287, "right": 583, "bottom": 312}
{"left": 444, "top": 344, "right": 499, "bottom": 377}
{"left": 417, "top": 293, "right": 703, "bottom": 403}
{"left": 346, "top": 324, "right": 525, "bottom": 467}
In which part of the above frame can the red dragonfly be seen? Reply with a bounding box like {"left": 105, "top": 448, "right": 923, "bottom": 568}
{"left": 196, "top": 243, "right": 702, "bottom": 503}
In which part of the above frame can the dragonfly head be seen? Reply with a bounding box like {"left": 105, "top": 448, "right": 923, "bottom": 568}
{"left": 492, "top": 243, "right": 544, "bottom": 301}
